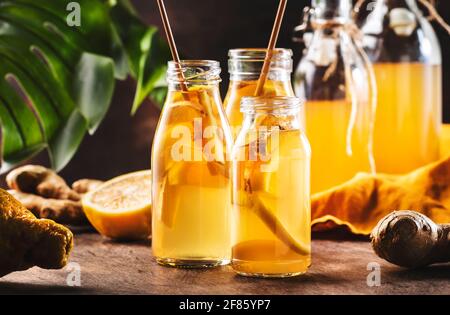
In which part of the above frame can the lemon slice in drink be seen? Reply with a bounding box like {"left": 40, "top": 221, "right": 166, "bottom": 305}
{"left": 82, "top": 170, "right": 152, "bottom": 240}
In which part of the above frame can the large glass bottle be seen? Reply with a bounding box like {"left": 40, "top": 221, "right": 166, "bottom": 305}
{"left": 224, "top": 49, "right": 295, "bottom": 134}
{"left": 359, "top": 0, "right": 442, "bottom": 173}
{"left": 231, "top": 96, "right": 311, "bottom": 277}
{"left": 152, "top": 60, "right": 232, "bottom": 267}
{"left": 294, "top": 0, "right": 376, "bottom": 194}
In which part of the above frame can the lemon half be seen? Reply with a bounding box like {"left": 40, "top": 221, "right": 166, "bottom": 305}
{"left": 82, "top": 170, "right": 152, "bottom": 240}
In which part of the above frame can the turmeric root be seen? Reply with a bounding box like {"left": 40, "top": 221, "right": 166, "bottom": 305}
{"left": 8, "top": 190, "right": 87, "bottom": 226}
{"left": 72, "top": 179, "right": 104, "bottom": 194}
{"left": 371, "top": 210, "right": 450, "bottom": 268}
{"left": 6, "top": 165, "right": 80, "bottom": 201}
{"left": 0, "top": 189, "right": 73, "bottom": 277}
{"left": 311, "top": 156, "right": 450, "bottom": 235}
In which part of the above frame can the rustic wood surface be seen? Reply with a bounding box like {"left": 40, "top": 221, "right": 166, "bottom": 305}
{"left": 1, "top": 231, "right": 449, "bottom": 295}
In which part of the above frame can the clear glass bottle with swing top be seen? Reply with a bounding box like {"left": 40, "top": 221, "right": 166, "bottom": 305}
{"left": 231, "top": 96, "right": 311, "bottom": 277}
{"left": 358, "top": 0, "right": 442, "bottom": 174}
{"left": 151, "top": 60, "right": 232, "bottom": 267}
{"left": 224, "top": 49, "right": 295, "bottom": 136}
{"left": 294, "top": 0, "right": 376, "bottom": 194}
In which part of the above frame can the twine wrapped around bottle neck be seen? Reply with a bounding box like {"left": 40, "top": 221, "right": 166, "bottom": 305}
{"left": 293, "top": 4, "right": 378, "bottom": 165}
{"left": 353, "top": 0, "right": 450, "bottom": 35}
{"left": 293, "top": 7, "right": 366, "bottom": 81}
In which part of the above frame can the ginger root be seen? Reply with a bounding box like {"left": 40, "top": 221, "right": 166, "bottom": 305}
{"left": 371, "top": 210, "right": 450, "bottom": 268}
{"left": 311, "top": 156, "right": 450, "bottom": 235}
{"left": 72, "top": 179, "right": 104, "bottom": 195}
{"left": 5, "top": 165, "right": 103, "bottom": 226}
{"left": 6, "top": 165, "right": 80, "bottom": 201}
{"left": 8, "top": 190, "right": 87, "bottom": 226}
{"left": 0, "top": 189, "right": 73, "bottom": 277}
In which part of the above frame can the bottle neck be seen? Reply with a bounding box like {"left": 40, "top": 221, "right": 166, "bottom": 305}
{"left": 230, "top": 71, "right": 292, "bottom": 82}
{"left": 168, "top": 82, "right": 220, "bottom": 91}
{"left": 310, "top": 0, "right": 352, "bottom": 27}
{"left": 228, "top": 48, "right": 293, "bottom": 82}
{"left": 241, "top": 96, "right": 302, "bottom": 130}
{"left": 361, "top": 0, "right": 441, "bottom": 63}
{"left": 166, "top": 60, "right": 222, "bottom": 91}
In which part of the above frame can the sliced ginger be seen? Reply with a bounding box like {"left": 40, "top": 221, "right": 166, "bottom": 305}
{"left": 254, "top": 193, "right": 310, "bottom": 255}
{"left": 233, "top": 182, "right": 309, "bottom": 256}
{"left": 311, "top": 156, "right": 450, "bottom": 235}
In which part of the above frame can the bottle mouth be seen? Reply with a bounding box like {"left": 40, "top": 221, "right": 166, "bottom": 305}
{"left": 240, "top": 96, "right": 303, "bottom": 114}
{"left": 167, "top": 60, "right": 221, "bottom": 84}
{"left": 228, "top": 48, "right": 293, "bottom": 61}
{"left": 228, "top": 48, "right": 293, "bottom": 76}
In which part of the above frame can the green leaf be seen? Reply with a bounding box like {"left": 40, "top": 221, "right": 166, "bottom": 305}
{"left": 108, "top": 0, "right": 170, "bottom": 112}
{"left": 48, "top": 110, "right": 87, "bottom": 172}
{"left": 0, "top": 0, "right": 168, "bottom": 172}
{"left": 131, "top": 30, "right": 169, "bottom": 113}
{"left": 73, "top": 53, "right": 115, "bottom": 134}
{"left": 6, "top": 0, "right": 128, "bottom": 79}
{"left": 149, "top": 86, "right": 168, "bottom": 108}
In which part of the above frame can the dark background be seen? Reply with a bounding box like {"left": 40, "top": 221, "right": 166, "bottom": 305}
{"left": 25, "top": 0, "right": 450, "bottom": 182}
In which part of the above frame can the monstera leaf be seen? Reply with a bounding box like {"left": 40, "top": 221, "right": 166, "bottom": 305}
{"left": 0, "top": 0, "right": 170, "bottom": 172}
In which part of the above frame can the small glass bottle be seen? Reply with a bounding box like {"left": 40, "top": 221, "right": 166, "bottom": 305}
{"left": 152, "top": 60, "right": 232, "bottom": 267}
{"left": 359, "top": 0, "right": 442, "bottom": 173}
{"left": 231, "top": 96, "right": 311, "bottom": 277}
{"left": 294, "top": 0, "right": 376, "bottom": 194}
{"left": 224, "top": 49, "right": 295, "bottom": 134}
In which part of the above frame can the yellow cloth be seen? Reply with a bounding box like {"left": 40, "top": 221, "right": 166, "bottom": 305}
{"left": 311, "top": 124, "right": 450, "bottom": 235}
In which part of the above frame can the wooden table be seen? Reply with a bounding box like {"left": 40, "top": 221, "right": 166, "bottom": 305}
{"left": 1, "top": 232, "right": 449, "bottom": 295}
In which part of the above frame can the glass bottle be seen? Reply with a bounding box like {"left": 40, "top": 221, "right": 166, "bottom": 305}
{"left": 231, "top": 96, "right": 311, "bottom": 277}
{"left": 152, "top": 60, "right": 232, "bottom": 267}
{"left": 224, "top": 49, "right": 295, "bottom": 135}
{"left": 359, "top": 0, "right": 442, "bottom": 173}
{"left": 294, "top": 0, "right": 376, "bottom": 194}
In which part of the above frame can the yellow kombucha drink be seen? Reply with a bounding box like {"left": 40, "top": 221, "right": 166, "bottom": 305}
{"left": 360, "top": 0, "right": 443, "bottom": 173}
{"left": 305, "top": 99, "right": 373, "bottom": 193}
{"left": 231, "top": 97, "right": 311, "bottom": 277}
{"left": 152, "top": 61, "right": 232, "bottom": 267}
{"left": 372, "top": 63, "right": 441, "bottom": 173}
